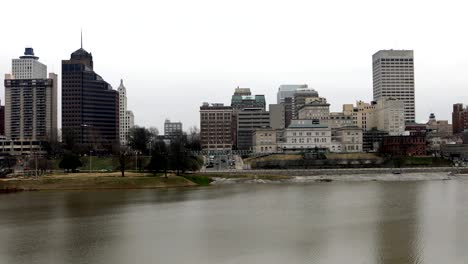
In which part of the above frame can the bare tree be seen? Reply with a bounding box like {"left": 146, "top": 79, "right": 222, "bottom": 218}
{"left": 119, "top": 147, "right": 132, "bottom": 177}
{"left": 186, "top": 126, "right": 201, "bottom": 151}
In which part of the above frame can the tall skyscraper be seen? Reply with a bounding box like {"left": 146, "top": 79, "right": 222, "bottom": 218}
{"left": 117, "top": 79, "right": 134, "bottom": 145}
{"left": 62, "top": 42, "right": 119, "bottom": 148}
{"left": 372, "top": 50, "right": 415, "bottom": 123}
{"left": 4, "top": 48, "right": 58, "bottom": 141}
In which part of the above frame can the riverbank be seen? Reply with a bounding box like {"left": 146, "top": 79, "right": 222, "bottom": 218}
{"left": 198, "top": 167, "right": 465, "bottom": 184}
{"left": 201, "top": 166, "right": 460, "bottom": 177}
{"left": 0, "top": 172, "right": 197, "bottom": 192}
{"left": 2, "top": 167, "right": 466, "bottom": 193}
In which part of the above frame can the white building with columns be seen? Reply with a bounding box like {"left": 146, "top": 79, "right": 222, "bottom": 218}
{"left": 117, "top": 79, "right": 134, "bottom": 145}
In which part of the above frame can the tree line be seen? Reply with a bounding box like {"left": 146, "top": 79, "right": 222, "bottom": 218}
{"left": 53, "top": 126, "right": 203, "bottom": 176}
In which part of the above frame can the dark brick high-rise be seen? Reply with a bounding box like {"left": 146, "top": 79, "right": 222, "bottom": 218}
{"left": 62, "top": 46, "right": 119, "bottom": 147}
{"left": 452, "top": 103, "right": 466, "bottom": 134}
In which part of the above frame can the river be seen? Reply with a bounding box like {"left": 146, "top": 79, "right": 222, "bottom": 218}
{"left": 1, "top": 179, "right": 468, "bottom": 264}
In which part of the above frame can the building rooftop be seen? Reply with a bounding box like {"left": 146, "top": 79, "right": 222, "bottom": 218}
{"left": 71, "top": 48, "right": 93, "bottom": 60}
{"left": 288, "top": 120, "right": 329, "bottom": 129}
{"left": 19, "top": 47, "right": 39, "bottom": 60}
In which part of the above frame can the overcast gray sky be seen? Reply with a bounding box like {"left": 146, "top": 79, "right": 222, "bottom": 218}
{"left": 1, "top": 0, "right": 468, "bottom": 130}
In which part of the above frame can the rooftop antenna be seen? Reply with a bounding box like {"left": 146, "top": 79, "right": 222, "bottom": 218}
{"left": 81, "top": 28, "right": 83, "bottom": 49}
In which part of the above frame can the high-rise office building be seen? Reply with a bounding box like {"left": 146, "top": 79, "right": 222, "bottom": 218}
{"left": 164, "top": 119, "right": 183, "bottom": 138}
{"left": 4, "top": 48, "right": 58, "bottom": 141}
{"left": 276, "top": 84, "right": 318, "bottom": 127}
{"left": 269, "top": 104, "right": 285, "bottom": 129}
{"left": 372, "top": 50, "right": 415, "bottom": 123}
{"left": 62, "top": 43, "right": 119, "bottom": 147}
{"left": 292, "top": 88, "right": 319, "bottom": 119}
{"left": 231, "top": 88, "right": 266, "bottom": 110}
{"left": 200, "top": 103, "right": 233, "bottom": 150}
{"left": 230, "top": 87, "right": 266, "bottom": 149}
{"left": 237, "top": 108, "right": 270, "bottom": 150}
{"left": 117, "top": 79, "right": 134, "bottom": 145}
{"left": 276, "top": 84, "right": 309, "bottom": 104}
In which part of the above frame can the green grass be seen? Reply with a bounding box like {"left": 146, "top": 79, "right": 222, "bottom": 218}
{"left": 51, "top": 156, "right": 151, "bottom": 171}
{"left": 81, "top": 156, "right": 116, "bottom": 171}
{"left": 400, "top": 156, "right": 452, "bottom": 166}
{"left": 182, "top": 175, "right": 213, "bottom": 186}
{"left": 0, "top": 175, "right": 196, "bottom": 191}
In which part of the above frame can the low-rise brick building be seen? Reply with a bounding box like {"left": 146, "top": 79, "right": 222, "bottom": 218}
{"left": 381, "top": 135, "right": 426, "bottom": 156}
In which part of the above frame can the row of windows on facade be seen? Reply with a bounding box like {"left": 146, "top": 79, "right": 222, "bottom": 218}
{"left": 292, "top": 132, "right": 327, "bottom": 136}
{"left": 289, "top": 138, "right": 328, "bottom": 143}
{"left": 331, "top": 145, "right": 361, "bottom": 151}
{"left": 375, "top": 58, "right": 413, "bottom": 62}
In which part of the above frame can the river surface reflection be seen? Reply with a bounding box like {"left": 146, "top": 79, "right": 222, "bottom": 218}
{"left": 1, "top": 180, "right": 468, "bottom": 264}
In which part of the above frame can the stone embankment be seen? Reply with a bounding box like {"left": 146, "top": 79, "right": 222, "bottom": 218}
{"left": 205, "top": 167, "right": 468, "bottom": 184}
{"left": 204, "top": 167, "right": 459, "bottom": 177}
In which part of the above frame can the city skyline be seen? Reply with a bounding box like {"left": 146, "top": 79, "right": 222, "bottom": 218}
{"left": 2, "top": 0, "right": 468, "bottom": 130}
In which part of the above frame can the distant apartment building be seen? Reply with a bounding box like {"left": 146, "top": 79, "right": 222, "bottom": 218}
{"left": 117, "top": 79, "right": 134, "bottom": 145}
{"left": 374, "top": 98, "right": 405, "bottom": 136}
{"left": 200, "top": 103, "right": 233, "bottom": 150}
{"left": 62, "top": 44, "right": 119, "bottom": 147}
{"left": 164, "top": 119, "right": 183, "bottom": 138}
{"left": 292, "top": 88, "right": 319, "bottom": 119}
{"left": 349, "top": 101, "right": 376, "bottom": 130}
{"left": 330, "top": 126, "right": 363, "bottom": 153}
{"left": 269, "top": 104, "right": 285, "bottom": 129}
{"left": 252, "top": 128, "right": 278, "bottom": 153}
{"left": 276, "top": 84, "right": 309, "bottom": 104}
{"left": 426, "top": 113, "right": 452, "bottom": 136}
{"left": 297, "top": 97, "right": 330, "bottom": 124}
{"left": 345, "top": 98, "right": 404, "bottom": 136}
{"left": 363, "top": 130, "right": 388, "bottom": 152}
{"left": 231, "top": 88, "right": 266, "bottom": 110}
{"left": 404, "top": 123, "right": 427, "bottom": 135}
{"left": 237, "top": 108, "right": 270, "bottom": 150}
{"left": 284, "top": 97, "right": 293, "bottom": 128}
{"left": 281, "top": 120, "right": 331, "bottom": 151}
{"left": 276, "top": 85, "right": 317, "bottom": 127}
{"left": 373, "top": 50, "right": 415, "bottom": 123}
{"left": 230, "top": 88, "right": 266, "bottom": 149}
{"left": 0, "top": 137, "right": 45, "bottom": 156}
{"left": 381, "top": 134, "right": 426, "bottom": 156}
{"left": 4, "top": 48, "right": 58, "bottom": 141}
{"left": 452, "top": 103, "right": 468, "bottom": 134}
{"left": 328, "top": 112, "right": 356, "bottom": 129}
